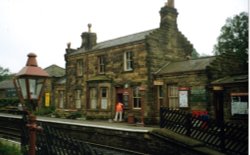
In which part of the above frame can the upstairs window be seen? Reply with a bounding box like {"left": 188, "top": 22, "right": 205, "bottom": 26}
{"left": 98, "top": 56, "right": 105, "bottom": 74}
{"left": 124, "top": 51, "right": 133, "bottom": 71}
{"left": 76, "top": 59, "right": 83, "bottom": 76}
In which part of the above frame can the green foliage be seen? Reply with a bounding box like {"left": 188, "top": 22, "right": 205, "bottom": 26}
{"left": 213, "top": 12, "right": 248, "bottom": 64}
{"left": 53, "top": 110, "right": 83, "bottom": 119}
{"left": 0, "top": 66, "right": 11, "bottom": 82}
{"left": 191, "top": 48, "right": 200, "bottom": 58}
{"left": 34, "top": 106, "right": 55, "bottom": 116}
{"left": 0, "top": 98, "right": 19, "bottom": 107}
{"left": 66, "top": 111, "right": 82, "bottom": 119}
{"left": 0, "top": 141, "right": 21, "bottom": 155}
{"left": 210, "top": 12, "right": 248, "bottom": 79}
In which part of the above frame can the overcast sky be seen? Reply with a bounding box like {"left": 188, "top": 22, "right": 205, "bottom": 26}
{"left": 0, "top": 0, "right": 248, "bottom": 73}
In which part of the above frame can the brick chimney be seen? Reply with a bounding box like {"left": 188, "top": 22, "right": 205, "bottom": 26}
{"left": 80, "top": 24, "right": 97, "bottom": 50}
{"left": 159, "top": 0, "right": 178, "bottom": 29}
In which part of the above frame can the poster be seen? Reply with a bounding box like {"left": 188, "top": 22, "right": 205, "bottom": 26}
{"left": 179, "top": 91, "right": 188, "bottom": 107}
{"left": 231, "top": 95, "right": 248, "bottom": 115}
{"left": 45, "top": 92, "right": 50, "bottom": 107}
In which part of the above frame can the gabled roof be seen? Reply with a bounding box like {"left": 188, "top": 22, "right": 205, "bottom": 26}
{"left": 72, "top": 29, "right": 156, "bottom": 54}
{"left": 0, "top": 79, "right": 14, "bottom": 89}
{"left": 156, "top": 56, "right": 216, "bottom": 75}
{"left": 56, "top": 77, "right": 66, "bottom": 84}
{"left": 93, "top": 29, "right": 155, "bottom": 50}
{"left": 44, "top": 64, "right": 65, "bottom": 77}
{"left": 211, "top": 74, "right": 248, "bottom": 85}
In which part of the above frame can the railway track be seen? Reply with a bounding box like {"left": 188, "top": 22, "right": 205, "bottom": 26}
{"left": 0, "top": 113, "right": 147, "bottom": 155}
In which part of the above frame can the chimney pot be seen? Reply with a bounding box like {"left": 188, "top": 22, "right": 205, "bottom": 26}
{"left": 88, "top": 23, "right": 92, "bottom": 32}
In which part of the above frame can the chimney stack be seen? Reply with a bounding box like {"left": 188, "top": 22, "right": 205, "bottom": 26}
{"left": 160, "top": 1, "right": 178, "bottom": 29}
{"left": 81, "top": 23, "right": 97, "bottom": 50}
{"left": 167, "top": 0, "right": 175, "bottom": 8}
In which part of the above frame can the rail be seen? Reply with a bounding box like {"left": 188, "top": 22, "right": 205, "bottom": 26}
{"left": 160, "top": 107, "right": 248, "bottom": 155}
{"left": 0, "top": 113, "right": 148, "bottom": 155}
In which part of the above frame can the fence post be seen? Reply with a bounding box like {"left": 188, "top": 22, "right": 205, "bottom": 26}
{"left": 219, "top": 120, "right": 225, "bottom": 152}
{"left": 185, "top": 113, "right": 192, "bottom": 136}
{"left": 21, "top": 111, "right": 29, "bottom": 155}
{"left": 160, "top": 107, "right": 163, "bottom": 128}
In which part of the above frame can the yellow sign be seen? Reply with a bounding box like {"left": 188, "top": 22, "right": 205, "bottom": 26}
{"left": 153, "top": 80, "right": 164, "bottom": 85}
{"left": 45, "top": 93, "right": 50, "bottom": 107}
{"left": 213, "top": 86, "right": 223, "bottom": 91}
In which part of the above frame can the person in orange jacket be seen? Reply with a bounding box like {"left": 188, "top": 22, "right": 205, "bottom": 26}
{"left": 113, "top": 101, "right": 124, "bottom": 122}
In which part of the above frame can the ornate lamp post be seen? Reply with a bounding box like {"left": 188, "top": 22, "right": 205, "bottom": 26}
{"left": 13, "top": 53, "right": 49, "bottom": 155}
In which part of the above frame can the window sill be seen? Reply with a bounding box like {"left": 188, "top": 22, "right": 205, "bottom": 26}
{"left": 123, "top": 70, "right": 134, "bottom": 73}
{"left": 87, "top": 109, "right": 109, "bottom": 112}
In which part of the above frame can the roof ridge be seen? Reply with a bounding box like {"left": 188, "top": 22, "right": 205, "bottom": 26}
{"left": 154, "top": 61, "right": 171, "bottom": 74}
{"left": 96, "top": 28, "right": 157, "bottom": 45}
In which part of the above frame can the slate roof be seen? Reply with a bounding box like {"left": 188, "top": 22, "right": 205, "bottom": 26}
{"left": 156, "top": 56, "right": 216, "bottom": 75}
{"left": 211, "top": 74, "right": 248, "bottom": 85}
{"left": 56, "top": 77, "right": 66, "bottom": 84}
{"left": 44, "top": 65, "right": 65, "bottom": 77}
{"left": 71, "top": 29, "right": 156, "bottom": 55}
{"left": 0, "top": 79, "right": 14, "bottom": 89}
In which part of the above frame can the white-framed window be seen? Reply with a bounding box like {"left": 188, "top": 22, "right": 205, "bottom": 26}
{"left": 76, "top": 59, "right": 83, "bottom": 76}
{"left": 59, "top": 90, "right": 64, "bottom": 108}
{"left": 133, "top": 87, "right": 141, "bottom": 109}
{"left": 100, "top": 87, "right": 108, "bottom": 109}
{"left": 90, "top": 88, "right": 97, "bottom": 109}
{"left": 98, "top": 56, "right": 105, "bottom": 74}
{"left": 124, "top": 51, "right": 133, "bottom": 71}
{"left": 157, "top": 85, "right": 164, "bottom": 109}
{"left": 75, "top": 90, "right": 81, "bottom": 109}
{"left": 167, "top": 84, "right": 179, "bottom": 109}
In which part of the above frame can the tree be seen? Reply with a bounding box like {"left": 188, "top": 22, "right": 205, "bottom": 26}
{"left": 191, "top": 48, "right": 200, "bottom": 59}
{"left": 0, "top": 66, "right": 10, "bottom": 82}
{"left": 214, "top": 12, "right": 248, "bottom": 66}
{"left": 209, "top": 12, "right": 248, "bottom": 79}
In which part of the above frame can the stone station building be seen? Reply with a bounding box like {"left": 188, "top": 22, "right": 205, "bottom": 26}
{"left": 61, "top": 0, "right": 248, "bottom": 123}
{"left": 64, "top": 1, "right": 194, "bottom": 123}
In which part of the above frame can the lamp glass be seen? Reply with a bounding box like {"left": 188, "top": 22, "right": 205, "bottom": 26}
{"left": 18, "top": 78, "right": 27, "bottom": 99}
{"left": 29, "top": 78, "right": 44, "bottom": 100}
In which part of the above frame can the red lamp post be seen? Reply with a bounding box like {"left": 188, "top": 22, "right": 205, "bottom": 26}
{"left": 13, "top": 53, "right": 49, "bottom": 155}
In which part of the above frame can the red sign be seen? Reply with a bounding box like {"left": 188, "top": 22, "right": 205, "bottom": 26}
{"left": 178, "top": 87, "right": 190, "bottom": 91}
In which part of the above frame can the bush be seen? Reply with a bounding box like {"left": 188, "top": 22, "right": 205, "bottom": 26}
{"left": 34, "top": 106, "right": 55, "bottom": 116}
{"left": 0, "top": 141, "right": 21, "bottom": 155}
{"left": 66, "top": 111, "right": 82, "bottom": 119}
{"left": 0, "top": 98, "right": 19, "bottom": 107}
{"left": 52, "top": 110, "right": 83, "bottom": 119}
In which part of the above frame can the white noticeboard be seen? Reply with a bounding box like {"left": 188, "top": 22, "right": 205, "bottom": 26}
{"left": 179, "top": 91, "right": 188, "bottom": 107}
{"left": 231, "top": 96, "right": 248, "bottom": 115}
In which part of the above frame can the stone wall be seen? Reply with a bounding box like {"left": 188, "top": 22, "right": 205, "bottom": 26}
{"left": 44, "top": 120, "right": 224, "bottom": 155}
{"left": 155, "top": 71, "right": 210, "bottom": 111}
{"left": 65, "top": 42, "right": 149, "bottom": 118}
{"left": 64, "top": 3, "right": 194, "bottom": 122}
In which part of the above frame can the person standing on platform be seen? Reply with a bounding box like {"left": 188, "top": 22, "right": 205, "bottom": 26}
{"left": 114, "top": 101, "right": 124, "bottom": 122}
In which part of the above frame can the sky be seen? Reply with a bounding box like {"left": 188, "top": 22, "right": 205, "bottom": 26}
{"left": 0, "top": 0, "right": 248, "bottom": 73}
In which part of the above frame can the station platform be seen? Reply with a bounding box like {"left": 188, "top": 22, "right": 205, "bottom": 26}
{"left": 0, "top": 113, "right": 157, "bottom": 133}
{"left": 37, "top": 116, "right": 157, "bottom": 133}
{"left": 0, "top": 113, "right": 226, "bottom": 155}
